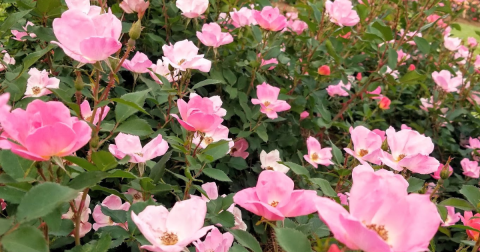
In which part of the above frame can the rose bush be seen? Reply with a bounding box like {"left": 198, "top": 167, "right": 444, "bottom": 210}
{"left": 2, "top": 0, "right": 480, "bottom": 251}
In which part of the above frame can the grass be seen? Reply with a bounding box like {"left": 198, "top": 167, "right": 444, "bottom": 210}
{"left": 452, "top": 22, "right": 480, "bottom": 54}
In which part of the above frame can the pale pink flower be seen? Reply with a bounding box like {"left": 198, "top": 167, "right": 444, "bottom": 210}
{"left": 385, "top": 66, "right": 399, "bottom": 79}
{"left": 420, "top": 96, "right": 439, "bottom": 111}
{"left": 372, "top": 129, "right": 386, "bottom": 142}
{"left": 131, "top": 198, "right": 214, "bottom": 251}
{"left": 191, "top": 182, "right": 247, "bottom": 231}
{"left": 65, "top": 0, "right": 101, "bottom": 15}
{"left": 468, "top": 37, "right": 478, "bottom": 48}
{"left": 193, "top": 227, "right": 233, "bottom": 252}
{"left": 197, "top": 23, "right": 234, "bottom": 48}
{"left": 52, "top": 9, "right": 122, "bottom": 63}
{"left": 109, "top": 133, "right": 169, "bottom": 163}
{"left": 124, "top": 188, "right": 156, "bottom": 203}
{"left": 122, "top": 52, "right": 153, "bottom": 73}
{"left": 62, "top": 192, "right": 92, "bottom": 238}
{"left": 461, "top": 158, "right": 480, "bottom": 178}
{"left": 287, "top": 20, "right": 308, "bottom": 35}
{"left": 337, "top": 193, "right": 349, "bottom": 205}
{"left": 162, "top": 40, "right": 211, "bottom": 72}
{"left": 444, "top": 36, "right": 462, "bottom": 51}
{"left": 190, "top": 93, "right": 226, "bottom": 118}
{"left": 11, "top": 21, "right": 36, "bottom": 41}
{"left": 442, "top": 206, "right": 461, "bottom": 227}
{"left": 0, "top": 100, "right": 91, "bottom": 161}
{"left": 230, "top": 138, "right": 249, "bottom": 159}
{"left": 397, "top": 49, "right": 410, "bottom": 63}
{"left": 24, "top": 68, "right": 60, "bottom": 98}
{"left": 325, "top": 0, "right": 360, "bottom": 27}
{"left": 432, "top": 70, "right": 462, "bottom": 92}
{"left": 192, "top": 125, "right": 233, "bottom": 150}
{"left": 300, "top": 111, "right": 309, "bottom": 120}
{"left": 379, "top": 127, "right": 439, "bottom": 174}
{"left": 400, "top": 124, "right": 412, "bottom": 130}
{"left": 443, "top": 26, "right": 451, "bottom": 36}
{"left": 260, "top": 150, "right": 289, "bottom": 173}
{"left": 304, "top": 136, "right": 333, "bottom": 168}
{"left": 260, "top": 56, "right": 278, "bottom": 70}
{"left": 344, "top": 126, "right": 383, "bottom": 165}
{"left": 149, "top": 59, "right": 179, "bottom": 83}
{"left": 427, "top": 14, "right": 447, "bottom": 28}
{"left": 171, "top": 94, "right": 224, "bottom": 132}
{"left": 176, "top": 0, "right": 209, "bottom": 18}
{"left": 233, "top": 170, "right": 317, "bottom": 221}
{"left": 431, "top": 164, "right": 453, "bottom": 180}
{"left": 467, "top": 137, "right": 480, "bottom": 149}
{"left": 0, "top": 53, "right": 15, "bottom": 71}
{"left": 454, "top": 45, "right": 469, "bottom": 64}
{"left": 326, "top": 80, "right": 351, "bottom": 97}
{"left": 119, "top": 0, "right": 149, "bottom": 14}
{"left": 251, "top": 82, "right": 291, "bottom": 119}
{"left": 315, "top": 164, "right": 441, "bottom": 252}
{"left": 92, "top": 195, "right": 130, "bottom": 230}
{"left": 366, "top": 86, "right": 381, "bottom": 99}
{"left": 475, "top": 55, "right": 480, "bottom": 69}
{"left": 230, "top": 7, "right": 257, "bottom": 28}
{"left": 80, "top": 100, "right": 110, "bottom": 125}
{"left": 253, "top": 6, "right": 287, "bottom": 31}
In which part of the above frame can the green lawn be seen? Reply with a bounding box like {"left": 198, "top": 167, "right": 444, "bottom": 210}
{"left": 452, "top": 22, "right": 480, "bottom": 54}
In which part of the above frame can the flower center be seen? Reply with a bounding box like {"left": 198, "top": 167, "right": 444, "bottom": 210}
{"left": 204, "top": 136, "right": 214, "bottom": 145}
{"left": 366, "top": 224, "right": 388, "bottom": 241}
{"left": 133, "top": 193, "right": 142, "bottom": 200}
{"left": 160, "top": 232, "right": 178, "bottom": 245}
{"left": 230, "top": 147, "right": 237, "bottom": 154}
{"left": 311, "top": 152, "right": 319, "bottom": 161}
{"left": 266, "top": 166, "right": 274, "bottom": 170}
{"left": 32, "top": 86, "right": 41, "bottom": 95}
{"left": 264, "top": 101, "right": 271, "bottom": 106}
{"left": 84, "top": 116, "right": 92, "bottom": 122}
{"left": 108, "top": 217, "right": 114, "bottom": 225}
{"left": 178, "top": 59, "right": 186, "bottom": 65}
{"left": 270, "top": 201, "right": 279, "bottom": 207}
{"left": 359, "top": 149, "right": 369, "bottom": 157}
{"left": 135, "top": 153, "right": 144, "bottom": 157}
{"left": 396, "top": 154, "right": 406, "bottom": 162}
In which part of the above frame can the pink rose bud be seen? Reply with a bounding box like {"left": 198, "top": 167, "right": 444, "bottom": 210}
{"left": 318, "top": 65, "right": 331, "bottom": 75}
{"left": 408, "top": 64, "right": 416, "bottom": 71}
{"left": 356, "top": 72, "right": 362, "bottom": 81}
{"left": 468, "top": 37, "right": 478, "bottom": 47}
{"left": 300, "top": 111, "right": 309, "bottom": 120}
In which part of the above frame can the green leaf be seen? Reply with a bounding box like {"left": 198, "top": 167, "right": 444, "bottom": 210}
{"left": 16, "top": 182, "right": 79, "bottom": 222}
{"left": 275, "top": 228, "right": 313, "bottom": 252}
{"left": 398, "top": 70, "right": 425, "bottom": 84}
{"left": 413, "top": 37, "right": 430, "bottom": 54}
{"left": 0, "top": 150, "right": 34, "bottom": 179}
{"left": 17, "top": 44, "right": 57, "bottom": 78}
{"left": 439, "top": 198, "right": 475, "bottom": 211}
{"left": 115, "top": 118, "right": 153, "bottom": 136}
{"left": 192, "top": 79, "right": 223, "bottom": 89}
{"left": 308, "top": 2, "right": 322, "bottom": 22}
{"left": 325, "top": 39, "right": 341, "bottom": 63}
{"left": 372, "top": 21, "right": 394, "bottom": 41}
{"left": 255, "top": 124, "right": 268, "bottom": 142}
{"left": 92, "top": 151, "right": 118, "bottom": 171}
{"left": 251, "top": 25, "right": 263, "bottom": 42}
{"left": 68, "top": 171, "right": 107, "bottom": 190}
{"left": 407, "top": 177, "right": 425, "bottom": 193}
{"left": 107, "top": 170, "right": 137, "bottom": 179}
{"left": 387, "top": 48, "right": 398, "bottom": 70}
{"left": 0, "top": 10, "right": 31, "bottom": 38}
{"left": 66, "top": 234, "right": 112, "bottom": 252}
{"left": 283, "top": 162, "right": 310, "bottom": 177}
{"left": 149, "top": 150, "right": 172, "bottom": 183}
{"left": 437, "top": 205, "right": 448, "bottom": 222}
{"left": 229, "top": 229, "right": 262, "bottom": 252}
{"left": 209, "top": 210, "right": 235, "bottom": 228}
{"left": 101, "top": 206, "right": 128, "bottom": 223}
{"left": 223, "top": 68, "right": 237, "bottom": 85}
{"left": 230, "top": 244, "right": 250, "bottom": 252}
{"left": 2, "top": 226, "right": 48, "bottom": 252}
{"left": 310, "top": 178, "right": 336, "bottom": 197}
{"left": 202, "top": 140, "right": 230, "bottom": 163}
{"left": 35, "top": 0, "right": 62, "bottom": 14}
{"left": 0, "top": 218, "right": 13, "bottom": 236}
{"left": 450, "top": 225, "right": 480, "bottom": 233}
{"left": 329, "top": 140, "right": 343, "bottom": 165}
{"left": 203, "top": 168, "right": 232, "bottom": 182}
{"left": 63, "top": 156, "right": 99, "bottom": 171}
{"left": 113, "top": 89, "right": 150, "bottom": 123}
{"left": 460, "top": 185, "right": 480, "bottom": 210}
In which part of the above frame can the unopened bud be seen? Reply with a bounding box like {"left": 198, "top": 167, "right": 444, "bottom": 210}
{"left": 90, "top": 134, "right": 99, "bottom": 148}
{"left": 440, "top": 164, "right": 453, "bottom": 180}
{"left": 129, "top": 21, "right": 142, "bottom": 40}
{"left": 74, "top": 71, "right": 84, "bottom": 91}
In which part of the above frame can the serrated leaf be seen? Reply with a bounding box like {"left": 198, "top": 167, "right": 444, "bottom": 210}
{"left": 439, "top": 198, "right": 475, "bottom": 211}
{"left": 192, "top": 79, "right": 223, "bottom": 89}
{"left": 202, "top": 168, "right": 232, "bottom": 182}
{"left": 275, "top": 228, "right": 313, "bottom": 252}
{"left": 229, "top": 229, "right": 262, "bottom": 252}
{"left": 2, "top": 226, "right": 48, "bottom": 252}
{"left": 310, "top": 178, "right": 336, "bottom": 197}
{"left": 113, "top": 90, "right": 150, "bottom": 123}
{"left": 115, "top": 118, "right": 153, "bottom": 136}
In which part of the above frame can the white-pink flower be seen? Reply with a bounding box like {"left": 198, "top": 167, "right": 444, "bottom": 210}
{"left": 344, "top": 126, "right": 383, "bottom": 165}
{"left": 444, "top": 36, "right": 462, "bottom": 51}
{"left": 24, "top": 68, "right": 60, "bottom": 98}
{"left": 162, "top": 40, "right": 211, "bottom": 72}
{"left": 326, "top": 80, "right": 351, "bottom": 97}
{"left": 109, "top": 133, "right": 169, "bottom": 163}
{"left": 304, "top": 136, "right": 333, "bottom": 168}
{"left": 432, "top": 70, "right": 463, "bottom": 92}
{"left": 196, "top": 23, "right": 234, "bottom": 48}
{"left": 92, "top": 195, "right": 130, "bottom": 230}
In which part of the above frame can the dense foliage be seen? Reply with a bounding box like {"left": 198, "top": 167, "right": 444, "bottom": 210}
{"left": 2, "top": 0, "right": 480, "bottom": 251}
